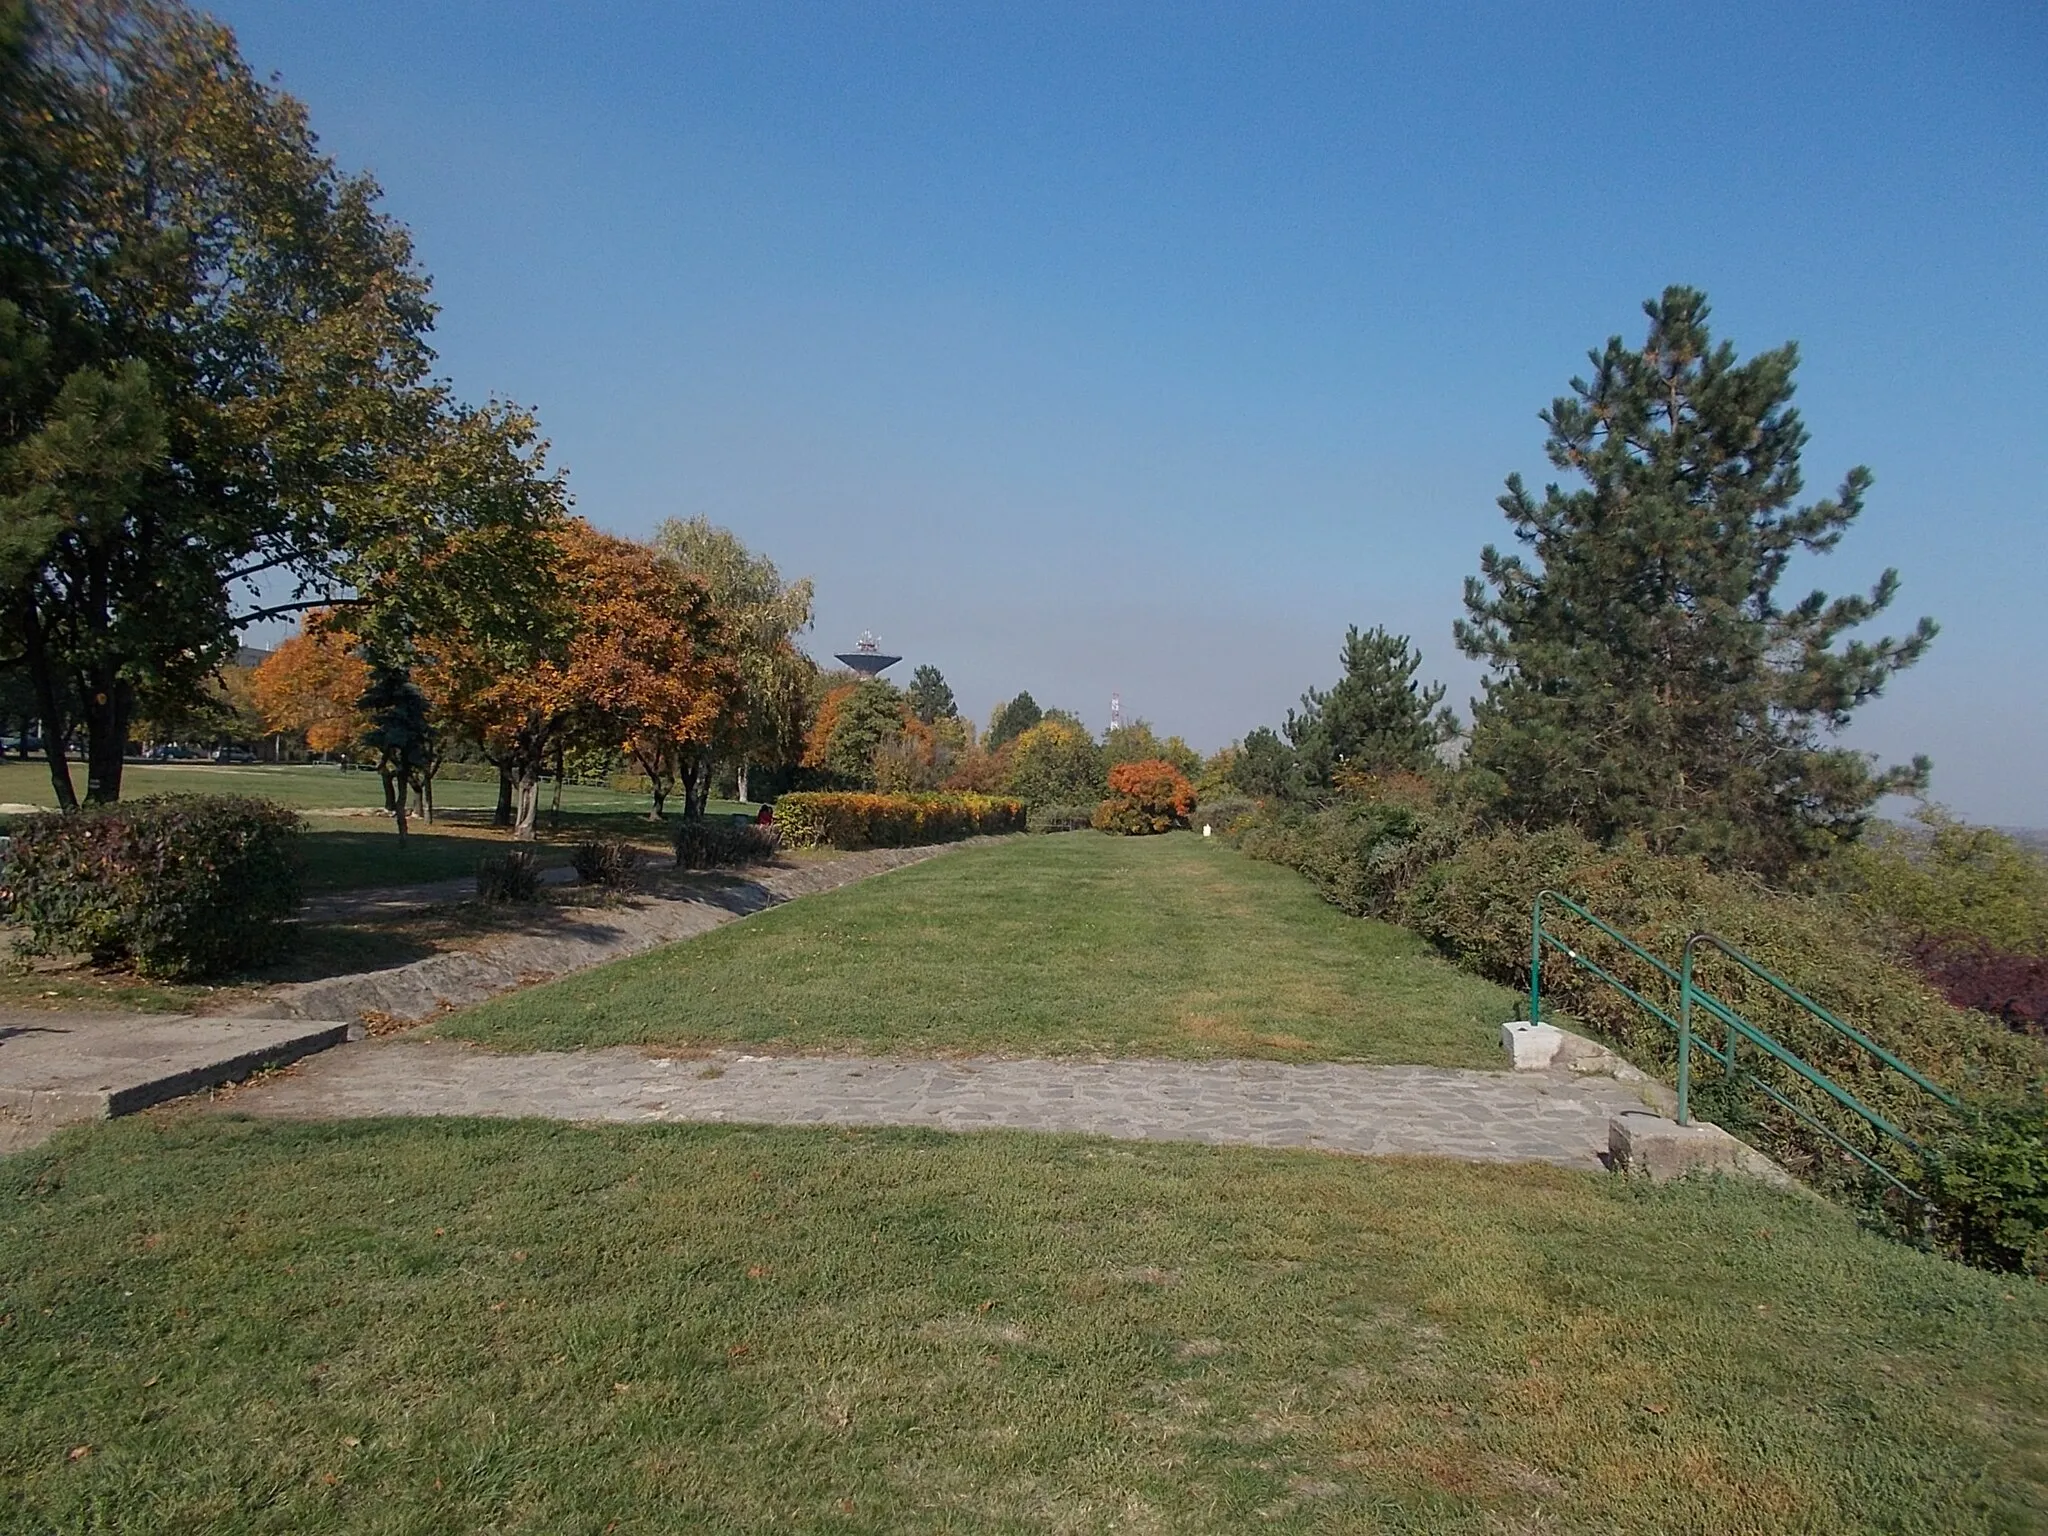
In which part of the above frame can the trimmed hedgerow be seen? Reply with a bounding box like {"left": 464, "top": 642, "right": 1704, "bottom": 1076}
{"left": 772, "top": 792, "right": 1023, "bottom": 851}
{"left": 673, "top": 819, "right": 781, "bottom": 870}
{"left": 1, "top": 796, "right": 302, "bottom": 980}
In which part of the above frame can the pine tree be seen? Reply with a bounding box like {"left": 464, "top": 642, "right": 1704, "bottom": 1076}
{"left": 985, "top": 691, "right": 1042, "bottom": 749}
{"left": 1454, "top": 286, "right": 1936, "bottom": 876}
{"left": 907, "top": 664, "right": 957, "bottom": 724}
{"left": 1284, "top": 626, "right": 1450, "bottom": 790}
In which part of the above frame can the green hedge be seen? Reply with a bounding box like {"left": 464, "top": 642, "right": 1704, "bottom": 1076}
{"left": 1397, "top": 830, "right": 2048, "bottom": 1227}
{"left": 772, "top": 792, "right": 1023, "bottom": 851}
{"left": 1, "top": 796, "right": 302, "bottom": 979}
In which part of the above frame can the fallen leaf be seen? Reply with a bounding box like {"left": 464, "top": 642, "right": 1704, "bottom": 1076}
{"left": 746, "top": 1265, "right": 769, "bottom": 1279}
{"left": 1643, "top": 1403, "right": 1668, "bottom": 1416}
{"left": 612, "top": 1382, "right": 631, "bottom": 1394}
{"left": 66, "top": 1445, "right": 90, "bottom": 1462}
{"left": 512, "top": 1250, "right": 527, "bottom": 1263}
{"left": 433, "top": 1228, "right": 445, "bottom": 1238}
{"left": 342, "top": 1436, "right": 360, "bottom": 1448}
{"left": 728, "top": 1344, "right": 750, "bottom": 1359}
{"left": 140, "top": 1375, "right": 159, "bottom": 1389}
{"left": 975, "top": 1299, "right": 997, "bottom": 1314}
{"left": 488, "top": 1301, "right": 507, "bottom": 1313}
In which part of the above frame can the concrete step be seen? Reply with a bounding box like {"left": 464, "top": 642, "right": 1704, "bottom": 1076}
{"left": 0, "top": 1014, "right": 355, "bottom": 1140}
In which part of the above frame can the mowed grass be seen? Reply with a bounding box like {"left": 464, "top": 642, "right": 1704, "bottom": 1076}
{"left": 3, "top": 1115, "right": 2043, "bottom": 1534}
{"left": 437, "top": 832, "right": 1516, "bottom": 1066}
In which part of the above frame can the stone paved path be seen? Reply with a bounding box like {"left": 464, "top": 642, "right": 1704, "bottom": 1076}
{"left": 213, "top": 1042, "right": 1667, "bottom": 1170}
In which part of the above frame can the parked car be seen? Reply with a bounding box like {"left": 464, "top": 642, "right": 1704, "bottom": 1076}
{"left": 212, "top": 747, "right": 258, "bottom": 764}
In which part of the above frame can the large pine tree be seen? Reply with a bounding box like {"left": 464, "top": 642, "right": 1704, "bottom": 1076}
{"left": 1455, "top": 287, "right": 1935, "bottom": 876}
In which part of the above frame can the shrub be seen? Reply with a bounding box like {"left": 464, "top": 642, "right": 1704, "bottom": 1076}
{"left": 1, "top": 795, "right": 302, "bottom": 980}
{"left": 1398, "top": 828, "right": 2048, "bottom": 1234}
{"left": 673, "top": 818, "right": 781, "bottom": 870}
{"left": 1092, "top": 759, "right": 1195, "bottom": 836}
{"left": 571, "top": 838, "right": 641, "bottom": 890}
{"left": 1002, "top": 720, "right": 1106, "bottom": 807}
{"left": 1836, "top": 806, "right": 2048, "bottom": 955}
{"left": 1913, "top": 1095, "right": 2048, "bottom": 1277}
{"left": 1026, "top": 803, "right": 1096, "bottom": 834}
{"left": 1192, "top": 796, "right": 1258, "bottom": 837}
{"left": 476, "top": 850, "right": 542, "bottom": 902}
{"left": 1230, "top": 771, "right": 1470, "bottom": 916}
{"left": 772, "top": 791, "right": 1024, "bottom": 851}
{"left": 1902, "top": 936, "right": 2048, "bottom": 1038}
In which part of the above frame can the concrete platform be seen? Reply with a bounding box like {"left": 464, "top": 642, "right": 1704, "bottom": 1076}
{"left": 0, "top": 1013, "right": 354, "bottom": 1146}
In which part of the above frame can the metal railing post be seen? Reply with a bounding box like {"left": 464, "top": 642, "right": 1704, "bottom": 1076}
{"left": 1677, "top": 936, "right": 1701, "bottom": 1126}
{"left": 1529, "top": 892, "right": 1546, "bottom": 1027}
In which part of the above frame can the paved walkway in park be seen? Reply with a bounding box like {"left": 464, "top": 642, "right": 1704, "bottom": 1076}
{"left": 212, "top": 1043, "right": 1668, "bottom": 1170}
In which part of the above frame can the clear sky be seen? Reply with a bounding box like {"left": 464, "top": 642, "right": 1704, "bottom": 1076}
{"left": 210, "top": 1, "right": 2047, "bottom": 824}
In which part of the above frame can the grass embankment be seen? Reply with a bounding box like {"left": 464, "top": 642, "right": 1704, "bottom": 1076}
{"left": 4, "top": 1116, "right": 2043, "bottom": 1533}
{"left": 437, "top": 832, "right": 1518, "bottom": 1066}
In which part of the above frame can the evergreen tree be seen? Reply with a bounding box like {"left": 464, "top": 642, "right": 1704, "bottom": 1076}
{"left": 358, "top": 660, "right": 435, "bottom": 843}
{"left": 1229, "top": 727, "right": 1296, "bottom": 798}
{"left": 1455, "top": 286, "right": 1935, "bottom": 875}
{"left": 1284, "top": 626, "right": 1449, "bottom": 790}
{"left": 906, "top": 664, "right": 957, "bottom": 724}
{"left": 985, "top": 690, "right": 1041, "bottom": 749}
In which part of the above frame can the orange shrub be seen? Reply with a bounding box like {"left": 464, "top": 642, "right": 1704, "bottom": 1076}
{"left": 1093, "top": 758, "right": 1196, "bottom": 835}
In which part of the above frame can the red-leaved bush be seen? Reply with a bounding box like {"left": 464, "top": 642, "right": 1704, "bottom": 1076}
{"left": 1093, "top": 759, "right": 1196, "bottom": 836}
{"left": 1904, "top": 936, "right": 2048, "bottom": 1039}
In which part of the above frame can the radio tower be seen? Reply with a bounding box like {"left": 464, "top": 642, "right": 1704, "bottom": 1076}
{"left": 1109, "top": 691, "right": 1123, "bottom": 733}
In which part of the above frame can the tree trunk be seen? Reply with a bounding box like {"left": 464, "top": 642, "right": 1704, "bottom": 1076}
{"left": 736, "top": 760, "right": 750, "bottom": 805}
{"left": 549, "top": 743, "right": 565, "bottom": 830}
{"left": 24, "top": 632, "right": 76, "bottom": 810}
{"left": 678, "top": 755, "right": 702, "bottom": 820}
{"left": 494, "top": 762, "right": 514, "bottom": 827}
{"left": 513, "top": 764, "right": 542, "bottom": 841}
{"left": 423, "top": 771, "right": 436, "bottom": 825}
{"left": 649, "top": 780, "right": 667, "bottom": 819}
{"left": 81, "top": 675, "right": 132, "bottom": 805}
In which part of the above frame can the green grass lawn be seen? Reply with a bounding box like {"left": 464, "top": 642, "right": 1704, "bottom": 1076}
{"left": 0, "top": 759, "right": 704, "bottom": 816}
{"left": 3, "top": 1115, "right": 2041, "bottom": 1533}
{"left": 437, "top": 833, "right": 1520, "bottom": 1066}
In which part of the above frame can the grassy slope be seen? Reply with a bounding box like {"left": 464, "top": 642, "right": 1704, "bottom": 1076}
{"left": 436, "top": 832, "right": 1518, "bottom": 1066}
{"left": 2, "top": 1115, "right": 2042, "bottom": 1534}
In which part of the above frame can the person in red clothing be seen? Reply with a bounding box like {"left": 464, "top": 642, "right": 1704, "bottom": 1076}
{"left": 755, "top": 803, "right": 773, "bottom": 826}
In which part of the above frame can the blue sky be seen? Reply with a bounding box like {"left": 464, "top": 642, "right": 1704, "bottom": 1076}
{"left": 213, "top": 2, "right": 2047, "bottom": 823}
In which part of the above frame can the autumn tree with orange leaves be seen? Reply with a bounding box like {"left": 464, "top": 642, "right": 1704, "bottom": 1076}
{"left": 420, "top": 520, "right": 738, "bottom": 837}
{"left": 251, "top": 613, "right": 370, "bottom": 757}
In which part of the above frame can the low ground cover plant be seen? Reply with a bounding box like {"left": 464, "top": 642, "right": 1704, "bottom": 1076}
{"left": 672, "top": 818, "right": 780, "bottom": 869}
{"left": 772, "top": 791, "right": 1022, "bottom": 850}
{"left": 0, "top": 795, "right": 301, "bottom": 979}
{"left": 1092, "top": 758, "right": 1195, "bottom": 835}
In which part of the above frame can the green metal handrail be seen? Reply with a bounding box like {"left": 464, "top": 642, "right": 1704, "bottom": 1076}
{"left": 1530, "top": 892, "right": 1957, "bottom": 1196}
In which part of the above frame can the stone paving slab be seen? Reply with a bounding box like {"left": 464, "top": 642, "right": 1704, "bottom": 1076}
{"left": 0, "top": 1013, "right": 353, "bottom": 1150}
{"left": 212, "top": 1042, "right": 1668, "bottom": 1170}
{"left": 302, "top": 862, "right": 577, "bottom": 922}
